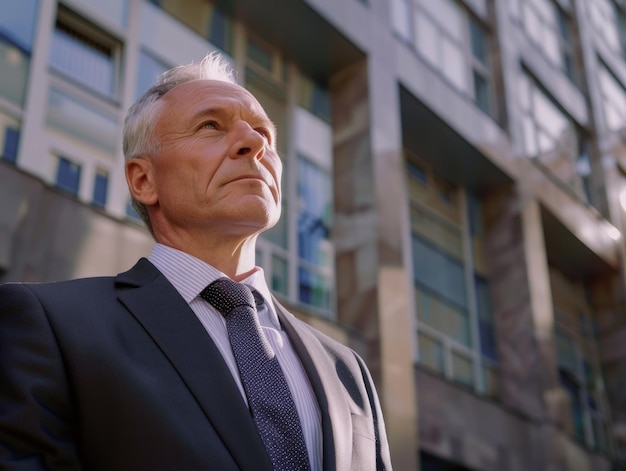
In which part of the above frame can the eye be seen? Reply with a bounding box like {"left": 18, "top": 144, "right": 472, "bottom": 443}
{"left": 256, "top": 128, "right": 272, "bottom": 142}
{"left": 201, "top": 121, "right": 218, "bottom": 130}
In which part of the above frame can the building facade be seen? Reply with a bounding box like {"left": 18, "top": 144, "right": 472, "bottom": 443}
{"left": 2, "top": 0, "right": 626, "bottom": 469}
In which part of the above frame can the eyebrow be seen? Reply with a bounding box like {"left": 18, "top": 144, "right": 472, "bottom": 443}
{"left": 189, "top": 106, "right": 277, "bottom": 143}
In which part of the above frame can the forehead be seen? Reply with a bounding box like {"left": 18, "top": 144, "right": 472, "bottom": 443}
{"left": 160, "top": 79, "right": 268, "bottom": 121}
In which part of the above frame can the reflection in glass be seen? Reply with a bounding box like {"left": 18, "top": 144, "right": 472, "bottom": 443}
{"left": 0, "top": 0, "right": 39, "bottom": 51}
{"left": 46, "top": 87, "right": 118, "bottom": 153}
{"left": 298, "top": 266, "right": 330, "bottom": 311}
{"left": 298, "top": 155, "right": 332, "bottom": 267}
{"left": 0, "top": 41, "right": 30, "bottom": 106}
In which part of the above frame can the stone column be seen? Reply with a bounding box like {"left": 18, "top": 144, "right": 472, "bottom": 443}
{"left": 331, "top": 58, "right": 418, "bottom": 470}
{"left": 484, "top": 186, "right": 565, "bottom": 469}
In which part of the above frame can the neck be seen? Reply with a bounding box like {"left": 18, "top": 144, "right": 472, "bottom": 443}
{"left": 155, "top": 232, "right": 259, "bottom": 280}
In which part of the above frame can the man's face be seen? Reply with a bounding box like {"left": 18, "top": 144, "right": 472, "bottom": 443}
{"left": 142, "top": 79, "right": 282, "bottom": 240}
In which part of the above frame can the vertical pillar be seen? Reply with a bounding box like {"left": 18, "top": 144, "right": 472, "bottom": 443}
{"left": 331, "top": 57, "right": 418, "bottom": 469}
{"left": 484, "top": 187, "right": 565, "bottom": 469}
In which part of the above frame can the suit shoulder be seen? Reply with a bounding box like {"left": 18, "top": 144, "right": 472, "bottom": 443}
{"left": 0, "top": 276, "right": 117, "bottom": 309}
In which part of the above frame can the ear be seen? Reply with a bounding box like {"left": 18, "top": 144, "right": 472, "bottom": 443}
{"left": 125, "top": 157, "right": 158, "bottom": 206}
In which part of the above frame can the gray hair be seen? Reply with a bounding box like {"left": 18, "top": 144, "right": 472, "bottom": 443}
{"left": 123, "top": 52, "right": 237, "bottom": 235}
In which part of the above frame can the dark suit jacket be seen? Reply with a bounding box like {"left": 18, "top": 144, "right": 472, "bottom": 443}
{"left": 0, "top": 258, "right": 391, "bottom": 470}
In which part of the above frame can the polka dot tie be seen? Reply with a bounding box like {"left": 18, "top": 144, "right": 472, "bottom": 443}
{"left": 200, "top": 278, "right": 311, "bottom": 471}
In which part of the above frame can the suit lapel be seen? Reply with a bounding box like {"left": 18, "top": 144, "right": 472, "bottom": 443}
{"left": 274, "top": 301, "right": 353, "bottom": 471}
{"left": 115, "top": 259, "right": 272, "bottom": 471}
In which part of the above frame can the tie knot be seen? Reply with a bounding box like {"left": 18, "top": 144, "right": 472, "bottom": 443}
{"left": 200, "top": 277, "right": 255, "bottom": 316}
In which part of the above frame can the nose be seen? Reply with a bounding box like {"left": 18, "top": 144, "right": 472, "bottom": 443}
{"left": 231, "top": 121, "right": 265, "bottom": 160}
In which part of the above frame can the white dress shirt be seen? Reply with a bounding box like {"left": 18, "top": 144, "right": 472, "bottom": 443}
{"left": 148, "top": 244, "right": 322, "bottom": 470}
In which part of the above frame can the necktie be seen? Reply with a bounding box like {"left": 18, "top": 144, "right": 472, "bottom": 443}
{"left": 200, "top": 278, "right": 311, "bottom": 471}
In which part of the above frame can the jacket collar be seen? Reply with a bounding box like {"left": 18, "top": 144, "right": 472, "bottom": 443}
{"left": 115, "top": 258, "right": 273, "bottom": 471}
{"left": 273, "top": 301, "right": 352, "bottom": 471}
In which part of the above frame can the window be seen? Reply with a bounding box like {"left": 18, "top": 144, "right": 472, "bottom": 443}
{"left": 551, "top": 268, "right": 612, "bottom": 454}
{"left": 407, "top": 153, "right": 498, "bottom": 396}
{"left": 297, "top": 77, "right": 331, "bottom": 123}
{"left": 67, "top": 0, "right": 129, "bottom": 28}
{"left": 0, "top": 0, "right": 39, "bottom": 107}
{"left": 149, "top": 0, "right": 233, "bottom": 54}
{"left": 518, "top": 73, "right": 592, "bottom": 204}
{"left": 49, "top": 7, "right": 119, "bottom": 98}
{"left": 135, "top": 50, "right": 169, "bottom": 100}
{"left": 92, "top": 168, "right": 108, "bottom": 208}
{"left": 297, "top": 155, "right": 333, "bottom": 311}
{"left": 598, "top": 64, "right": 626, "bottom": 132}
{"left": 518, "top": 0, "right": 581, "bottom": 84}
{"left": 55, "top": 156, "right": 81, "bottom": 196}
{"left": 125, "top": 199, "right": 142, "bottom": 221}
{"left": 250, "top": 51, "right": 335, "bottom": 316}
{"left": 2, "top": 127, "right": 19, "bottom": 163}
{"left": 589, "top": 0, "right": 626, "bottom": 58}
{"left": 390, "top": 0, "right": 497, "bottom": 118}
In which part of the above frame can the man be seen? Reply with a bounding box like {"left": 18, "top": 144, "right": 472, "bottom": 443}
{"left": 0, "top": 53, "right": 391, "bottom": 470}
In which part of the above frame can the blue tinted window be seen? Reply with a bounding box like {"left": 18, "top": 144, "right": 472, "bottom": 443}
{"left": 135, "top": 50, "right": 168, "bottom": 100}
{"left": 208, "top": 7, "right": 232, "bottom": 53}
{"left": 297, "top": 155, "right": 332, "bottom": 267}
{"left": 55, "top": 157, "right": 81, "bottom": 195}
{"left": 125, "top": 200, "right": 141, "bottom": 220}
{"left": 475, "top": 276, "right": 496, "bottom": 361}
{"left": 298, "top": 266, "right": 331, "bottom": 311}
{"left": 412, "top": 236, "right": 467, "bottom": 309}
{"left": 2, "top": 127, "right": 19, "bottom": 163}
{"left": 92, "top": 171, "right": 108, "bottom": 207}
{"left": 0, "top": 0, "right": 39, "bottom": 52}
{"left": 50, "top": 22, "right": 115, "bottom": 97}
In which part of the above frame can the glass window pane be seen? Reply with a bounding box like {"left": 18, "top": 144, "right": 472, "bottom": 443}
{"left": 271, "top": 255, "right": 289, "bottom": 297}
{"left": 483, "top": 362, "right": 500, "bottom": 398}
{"left": 473, "top": 70, "right": 491, "bottom": 115}
{"left": 451, "top": 351, "right": 474, "bottom": 387}
{"left": 92, "top": 170, "right": 108, "bottom": 207}
{"left": 415, "top": 12, "right": 439, "bottom": 66}
{"left": 49, "top": 23, "right": 116, "bottom": 97}
{"left": 2, "top": 126, "right": 20, "bottom": 163}
{"left": 298, "top": 266, "right": 331, "bottom": 311}
{"left": 247, "top": 38, "right": 273, "bottom": 72}
{"left": 476, "top": 277, "right": 497, "bottom": 360}
{"left": 469, "top": 18, "right": 488, "bottom": 65}
{"left": 70, "top": 0, "right": 128, "bottom": 28}
{"left": 0, "top": 0, "right": 39, "bottom": 51}
{"left": 390, "top": 0, "right": 412, "bottom": 41}
{"left": 298, "top": 155, "right": 332, "bottom": 268}
{"left": 56, "top": 157, "right": 81, "bottom": 195}
{"left": 46, "top": 87, "right": 118, "bottom": 154}
{"left": 412, "top": 236, "right": 467, "bottom": 309}
{"left": 418, "top": 0, "right": 463, "bottom": 42}
{"left": 416, "top": 287, "right": 471, "bottom": 347}
{"left": 522, "top": 3, "right": 543, "bottom": 44}
{"left": 0, "top": 41, "right": 30, "bottom": 106}
{"left": 441, "top": 38, "right": 467, "bottom": 93}
{"left": 126, "top": 199, "right": 141, "bottom": 220}
{"left": 208, "top": 6, "right": 232, "bottom": 52}
{"left": 543, "top": 29, "right": 562, "bottom": 67}
{"left": 532, "top": 86, "right": 570, "bottom": 140}
{"left": 418, "top": 332, "right": 445, "bottom": 373}
{"left": 135, "top": 50, "right": 169, "bottom": 99}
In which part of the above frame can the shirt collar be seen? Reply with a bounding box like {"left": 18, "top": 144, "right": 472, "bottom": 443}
{"left": 147, "top": 243, "right": 280, "bottom": 328}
